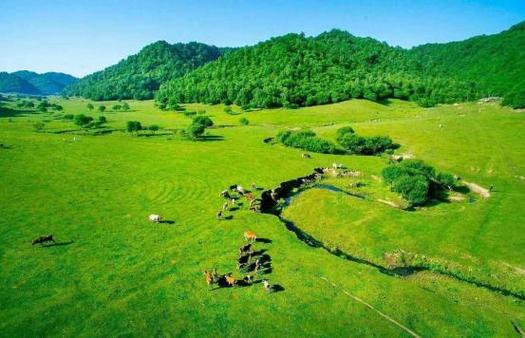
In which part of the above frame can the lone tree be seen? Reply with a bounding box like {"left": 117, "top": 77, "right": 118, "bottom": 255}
{"left": 126, "top": 121, "right": 142, "bottom": 135}
{"left": 186, "top": 116, "right": 213, "bottom": 140}
{"left": 98, "top": 105, "right": 106, "bottom": 113}
{"left": 112, "top": 104, "right": 121, "bottom": 111}
{"left": 121, "top": 102, "right": 130, "bottom": 111}
{"left": 74, "top": 114, "right": 94, "bottom": 128}
{"left": 87, "top": 103, "right": 94, "bottom": 111}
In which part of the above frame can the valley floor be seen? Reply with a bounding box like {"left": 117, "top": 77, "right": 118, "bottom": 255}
{"left": 0, "top": 98, "right": 524, "bottom": 337}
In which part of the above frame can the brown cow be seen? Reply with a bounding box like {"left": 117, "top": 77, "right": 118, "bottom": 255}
{"left": 244, "top": 231, "right": 257, "bottom": 242}
{"left": 203, "top": 270, "right": 213, "bottom": 288}
{"left": 225, "top": 273, "right": 236, "bottom": 287}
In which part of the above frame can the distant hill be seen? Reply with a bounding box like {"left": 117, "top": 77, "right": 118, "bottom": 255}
{"left": 0, "top": 71, "right": 78, "bottom": 95}
{"left": 157, "top": 22, "right": 525, "bottom": 109}
{"left": 409, "top": 21, "right": 525, "bottom": 108}
{"left": 64, "top": 41, "right": 224, "bottom": 100}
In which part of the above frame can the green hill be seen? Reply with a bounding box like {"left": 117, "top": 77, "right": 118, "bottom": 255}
{"left": 409, "top": 21, "right": 525, "bottom": 108}
{"left": 0, "top": 71, "right": 77, "bottom": 95}
{"left": 64, "top": 41, "right": 224, "bottom": 100}
{"left": 13, "top": 71, "right": 78, "bottom": 95}
{"left": 0, "top": 72, "right": 39, "bottom": 95}
{"left": 157, "top": 23, "right": 525, "bottom": 109}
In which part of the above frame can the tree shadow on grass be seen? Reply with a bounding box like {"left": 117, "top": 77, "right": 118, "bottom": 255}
{"left": 0, "top": 107, "right": 40, "bottom": 118}
{"left": 197, "top": 135, "right": 224, "bottom": 142}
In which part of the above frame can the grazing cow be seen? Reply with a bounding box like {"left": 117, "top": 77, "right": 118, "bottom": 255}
{"left": 148, "top": 214, "right": 162, "bottom": 223}
{"left": 238, "top": 253, "right": 251, "bottom": 265}
{"left": 212, "top": 269, "right": 220, "bottom": 283}
{"left": 244, "top": 231, "right": 257, "bottom": 242}
{"left": 254, "top": 258, "right": 262, "bottom": 273}
{"left": 242, "top": 275, "right": 253, "bottom": 284}
{"left": 225, "top": 273, "right": 236, "bottom": 287}
{"left": 204, "top": 270, "right": 213, "bottom": 288}
{"left": 216, "top": 210, "right": 224, "bottom": 220}
{"left": 222, "top": 202, "right": 229, "bottom": 211}
{"left": 239, "top": 243, "right": 252, "bottom": 255}
{"left": 32, "top": 234, "right": 55, "bottom": 246}
{"left": 220, "top": 190, "right": 231, "bottom": 199}
{"left": 262, "top": 279, "right": 272, "bottom": 293}
{"left": 244, "top": 192, "right": 255, "bottom": 202}
{"left": 236, "top": 186, "right": 246, "bottom": 195}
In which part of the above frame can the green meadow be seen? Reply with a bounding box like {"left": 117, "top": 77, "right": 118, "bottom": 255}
{"left": 1, "top": 97, "right": 524, "bottom": 337}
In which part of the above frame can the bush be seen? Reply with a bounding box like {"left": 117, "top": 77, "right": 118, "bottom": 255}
{"left": 112, "top": 104, "right": 122, "bottom": 111}
{"left": 74, "top": 114, "right": 94, "bottom": 127}
{"left": 382, "top": 159, "right": 454, "bottom": 206}
{"left": 192, "top": 115, "right": 213, "bottom": 128}
{"left": 98, "top": 116, "right": 107, "bottom": 123}
{"left": 63, "top": 114, "right": 74, "bottom": 120}
{"left": 336, "top": 126, "right": 395, "bottom": 155}
{"left": 277, "top": 129, "right": 339, "bottom": 154}
{"left": 239, "top": 117, "right": 249, "bottom": 125}
{"left": 186, "top": 123, "right": 206, "bottom": 139}
{"left": 126, "top": 121, "right": 142, "bottom": 133}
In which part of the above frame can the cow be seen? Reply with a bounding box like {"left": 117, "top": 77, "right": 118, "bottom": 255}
{"left": 148, "top": 214, "right": 162, "bottom": 223}
{"left": 239, "top": 243, "right": 252, "bottom": 255}
{"left": 236, "top": 185, "right": 246, "bottom": 195}
{"left": 222, "top": 202, "right": 229, "bottom": 211}
{"left": 225, "top": 273, "right": 236, "bottom": 287}
{"left": 220, "top": 190, "right": 231, "bottom": 199}
{"left": 244, "top": 231, "right": 257, "bottom": 242}
{"left": 32, "top": 234, "right": 55, "bottom": 246}
{"left": 262, "top": 279, "right": 272, "bottom": 293}
{"left": 204, "top": 270, "right": 213, "bottom": 288}
{"left": 216, "top": 210, "right": 224, "bottom": 220}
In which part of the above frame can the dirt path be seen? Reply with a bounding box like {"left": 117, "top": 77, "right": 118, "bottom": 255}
{"left": 463, "top": 181, "right": 491, "bottom": 198}
{"left": 320, "top": 276, "right": 422, "bottom": 338}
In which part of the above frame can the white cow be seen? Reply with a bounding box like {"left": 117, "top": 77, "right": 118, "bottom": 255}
{"left": 148, "top": 214, "right": 162, "bottom": 223}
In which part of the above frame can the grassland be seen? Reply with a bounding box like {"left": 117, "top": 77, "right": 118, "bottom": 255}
{"left": 0, "top": 97, "right": 524, "bottom": 337}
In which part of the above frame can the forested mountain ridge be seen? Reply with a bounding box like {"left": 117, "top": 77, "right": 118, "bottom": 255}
{"left": 409, "top": 21, "right": 525, "bottom": 108}
{"left": 155, "top": 30, "right": 479, "bottom": 109}
{"left": 0, "top": 71, "right": 77, "bottom": 95}
{"left": 64, "top": 41, "right": 224, "bottom": 100}
{"left": 157, "top": 23, "right": 525, "bottom": 109}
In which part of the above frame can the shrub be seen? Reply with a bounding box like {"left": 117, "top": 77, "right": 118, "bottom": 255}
{"left": 239, "top": 117, "right": 249, "bottom": 125}
{"left": 63, "top": 114, "right": 74, "bottom": 120}
{"left": 74, "top": 114, "right": 94, "bottom": 127}
{"left": 112, "top": 104, "right": 122, "bottom": 111}
{"left": 121, "top": 102, "right": 130, "bottom": 111}
{"left": 98, "top": 105, "right": 106, "bottom": 113}
{"left": 98, "top": 116, "right": 107, "bottom": 123}
{"left": 382, "top": 159, "right": 455, "bottom": 206}
{"left": 186, "top": 123, "right": 206, "bottom": 139}
{"left": 126, "top": 121, "right": 142, "bottom": 133}
{"left": 192, "top": 115, "right": 213, "bottom": 128}
{"left": 33, "top": 122, "right": 45, "bottom": 132}
{"left": 336, "top": 126, "right": 395, "bottom": 155}
{"left": 277, "top": 129, "right": 338, "bottom": 154}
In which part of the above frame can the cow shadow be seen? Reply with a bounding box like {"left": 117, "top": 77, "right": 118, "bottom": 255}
{"left": 41, "top": 240, "right": 74, "bottom": 247}
{"left": 256, "top": 238, "right": 272, "bottom": 244}
{"left": 159, "top": 220, "right": 175, "bottom": 224}
{"left": 271, "top": 284, "right": 285, "bottom": 293}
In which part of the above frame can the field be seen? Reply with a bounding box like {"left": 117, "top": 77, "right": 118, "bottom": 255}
{"left": 1, "top": 97, "right": 524, "bottom": 337}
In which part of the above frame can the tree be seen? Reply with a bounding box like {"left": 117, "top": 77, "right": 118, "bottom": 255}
{"left": 74, "top": 114, "right": 94, "bottom": 128}
{"left": 239, "top": 117, "right": 249, "bottom": 125}
{"left": 98, "top": 116, "right": 107, "bottom": 123}
{"left": 112, "top": 104, "right": 122, "bottom": 111}
{"left": 192, "top": 115, "right": 213, "bottom": 128}
{"left": 148, "top": 125, "right": 160, "bottom": 134}
{"left": 186, "top": 122, "right": 206, "bottom": 139}
{"left": 33, "top": 122, "right": 45, "bottom": 132}
{"left": 87, "top": 103, "right": 94, "bottom": 111}
{"left": 98, "top": 105, "right": 106, "bottom": 113}
{"left": 126, "top": 121, "right": 142, "bottom": 134}
{"left": 121, "top": 102, "right": 130, "bottom": 111}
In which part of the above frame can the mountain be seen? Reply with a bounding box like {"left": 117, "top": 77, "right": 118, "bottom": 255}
{"left": 155, "top": 30, "right": 475, "bottom": 109}
{"left": 0, "top": 71, "right": 78, "bottom": 95}
{"left": 0, "top": 72, "right": 39, "bottom": 94}
{"left": 64, "top": 41, "right": 224, "bottom": 100}
{"left": 409, "top": 21, "right": 525, "bottom": 108}
{"left": 157, "top": 22, "right": 525, "bottom": 109}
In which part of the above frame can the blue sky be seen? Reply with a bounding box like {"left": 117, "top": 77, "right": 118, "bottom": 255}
{"left": 1, "top": 0, "right": 524, "bottom": 77}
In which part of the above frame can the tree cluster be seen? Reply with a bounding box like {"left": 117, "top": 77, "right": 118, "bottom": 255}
{"left": 382, "top": 160, "right": 455, "bottom": 206}
{"left": 336, "top": 126, "right": 396, "bottom": 155}
{"left": 186, "top": 115, "right": 213, "bottom": 139}
{"left": 277, "top": 130, "right": 339, "bottom": 154}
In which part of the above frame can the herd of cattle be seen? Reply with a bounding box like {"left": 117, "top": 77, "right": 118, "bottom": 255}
{"left": 203, "top": 230, "right": 276, "bottom": 293}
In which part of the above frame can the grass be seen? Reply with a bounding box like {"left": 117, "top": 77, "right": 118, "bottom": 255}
{"left": 0, "top": 97, "right": 524, "bottom": 337}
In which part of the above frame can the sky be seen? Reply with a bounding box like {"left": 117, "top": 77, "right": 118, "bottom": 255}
{"left": 1, "top": 0, "right": 524, "bottom": 77}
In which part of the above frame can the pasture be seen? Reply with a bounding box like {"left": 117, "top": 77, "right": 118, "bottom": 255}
{"left": 0, "top": 97, "right": 524, "bottom": 337}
